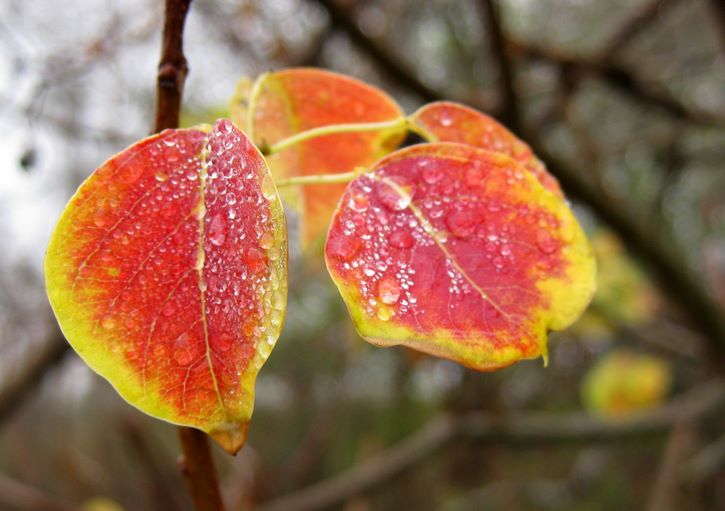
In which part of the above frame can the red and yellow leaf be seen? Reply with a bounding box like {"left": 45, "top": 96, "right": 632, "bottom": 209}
{"left": 325, "top": 143, "right": 595, "bottom": 370}
{"left": 44, "top": 119, "right": 287, "bottom": 454}
{"left": 409, "top": 101, "right": 563, "bottom": 196}
{"left": 231, "top": 68, "right": 407, "bottom": 247}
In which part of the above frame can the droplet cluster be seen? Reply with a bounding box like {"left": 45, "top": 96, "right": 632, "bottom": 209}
{"left": 326, "top": 144, "right": 569, "bottom": 353}
{"left": 58, "top": 120, "right": 286, "bottom": 423}
{"left": 201, "top": 119, "right": 286, "bottom": 403}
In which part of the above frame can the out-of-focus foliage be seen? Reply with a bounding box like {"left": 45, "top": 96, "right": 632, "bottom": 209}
{"left": 572, "top": 229, "right": 661, "bottom": 336}
{"left": 581, "top": 349, "right": 672, "bottom": 418}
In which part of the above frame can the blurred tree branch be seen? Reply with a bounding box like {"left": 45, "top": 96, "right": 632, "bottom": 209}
{"left": 0, "top": 474, "right": 81, "bottom": 511}
{"left": 508, "top": 40, "right": 724, "bottom": 127}
{"left": 479, "top": 0, "right": 521, "bottom": 131}
{"left": 313, "top": 0, "right": 440, "bottom": 102}
{"left": 0, "top": 333, "right": 68, "bottom": 424}
{"left": 311, "top": 0, "right": 725, "bottom": 362}
{"left": 598, "top": 0, "right": 678, "bottom": 61}
{"left": 259, "top": 380, "right": 724, "bottom": 511}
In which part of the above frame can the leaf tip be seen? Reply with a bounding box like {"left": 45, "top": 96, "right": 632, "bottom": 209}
{"left": 209, "top": 422, "right": 250, "bottom": 455}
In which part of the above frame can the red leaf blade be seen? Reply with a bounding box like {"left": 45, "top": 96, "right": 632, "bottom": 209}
{"left": 45, "top": 120, "right": 287, "bottom": 453}
{"left": 325, "top": 143, "right": 595, "bottom": 370}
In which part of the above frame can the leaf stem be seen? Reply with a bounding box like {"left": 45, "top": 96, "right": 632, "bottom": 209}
{"left": 246, "top": 72, "right": 268, "bottom": 143}
{"left": 275, "top": 169, "right": 363, "bottom": 188}
{"left": 154, "top": 2, "right": 226, "bottom": 511}
{"left": 265, "top": 117, "right": 407, "bottom": 155}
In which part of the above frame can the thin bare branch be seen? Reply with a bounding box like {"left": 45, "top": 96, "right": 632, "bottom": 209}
{"left": 152, "top": 1, "right": 226, "bottom": 510}
{"left": 479, "top": 0, "right": 521, "bottom": 130}
{"left": 0, "top": 474, "right": 81, "bottom": 511}
{"left": 509, "top": 41, "right": 724, "bottom": 126}
{"left": 260, "top": 380, "right": 724, "bottom": 511}
{"left": 599, "top": 0, "right": 678, "bottom": 61}
{"left": 313, "top": 0, "right": 440, "bottom": 102}
{"left": 0, "top": 333, "right": 69, "bottom": 424}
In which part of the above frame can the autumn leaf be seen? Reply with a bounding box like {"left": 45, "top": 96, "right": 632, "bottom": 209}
{"left": 409, "top": 101, "right": 563, "bottom": 196}
{"left": 325, "top": 143, "right": 595, "bottom": 371}
{"left": 230, "top": 68, "right": 407, "bottom": 247}
{"left": 44, "top": 119, "right": 287, "bottom": 454}
{"left": 582, "top": 349, "right": 671, "bottom": 419}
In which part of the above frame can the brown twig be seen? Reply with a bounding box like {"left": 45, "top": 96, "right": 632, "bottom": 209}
{"left": 0, "top": 333, "right": 69, "bottom": 425}
{"left": 599, "top": 0, "right": 678, "bottom": 61}
{"left": 313, "top": 0, "right": 440, "bottom": 102}
{"left": 152, "top": 1, "right": 225, "bottom": 510}
{"left": 509, "top": 41, "right": 724, "bottom": 127}
{"left": 178, "top": 427, "right": 226, "bottom": 511}
{"left": 707, "top": 0, "right": 725, "bottom": 53}
{"left": 154, "top": 0, "right": 192, "bottom": 133}
{"left": 259, "top": 380, "right": 724, "bottom": 511}
{"left": 480, "top": 0, "right": 521, "bottom": 131}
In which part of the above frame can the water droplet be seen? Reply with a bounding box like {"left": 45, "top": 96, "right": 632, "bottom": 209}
{"left": 173, "top": 346, "right": 195, "bottom": 366}
{"left": 439, "top": 113, "right": 453, "bottom": 127}
{"left": 155, "top": 171, "right": 169, "bottom": 182}
{"left": 327, "top": 235, "right": 361, "bottom": 262}
{"left": 245, "top": 247, "right": 266, "bottom": 274}
{"left": 421, "top": 161, "right": 444, "bottom": 184}
{"left": 378, "top": 276, "right": 401, "bottom": 305}
{"left": 536, "top": 229, "right": 557, "bottom": 254}
{"left": 465, "top": 165, "right": 485, "bottom": 186}
{"left": 225, "top": 193, "right": 237, "bottom": 205}
{"left": 93, "top": 208, "right": 112, "bottom": 228}
{"left": 208, "top": 213, "right": 226, "bottom": 246}
{"left": 445, "top": 209, "right": 479, "bottom": 237}
{"left": 492, "top": 256, "right": 505, "bottom": 269}
{"left": 259, "top": 231, "right": 275, "bottom": 250}
{"left": 376, "top": 181, "right": 412, "bottom": 211}
{"left": 389, "top": 230, "right": 414, "bottom": 249}
{"left": 349, "top": 194, "right": 369, "bottom": 212}
{"left": 376, "top": 305, "right": 393, "bottom": 321}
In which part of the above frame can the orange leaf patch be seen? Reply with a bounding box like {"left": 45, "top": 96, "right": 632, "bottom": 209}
{"left": 231, "top": 68, "right": 407, "bottom": 247}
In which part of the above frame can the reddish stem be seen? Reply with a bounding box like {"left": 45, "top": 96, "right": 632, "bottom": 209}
{"left": 153, "top": 1, "right": 226, "bottom": 510}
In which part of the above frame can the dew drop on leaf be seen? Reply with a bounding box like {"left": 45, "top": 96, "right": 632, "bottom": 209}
{"left": 327, "top": 236, "right": 361, "bottom": 261}
{"left": 389, "top": 230, "right": 414, "bottom": 249}
{"left": 378, "top": 276, "right": 401, "bottom": 305}
{"left": 244, "top": 247, "right": 266, "bottom": 274}
{"left": 376, "top": 181, "right": 412, "bottom": 211}
{"left": 536, "top": 229, "right": 557, "bottom": 254}
{"left": 208, "top": 213, "right": 227, "bottom": 246}
{"left": 445, "top": 209, "right": 478, "bottom": 237}
{"left": 376, "top": 305, "right": 393, "bottom": 321}
{"left": 421, "top": 160, "right": 445, "bottom": 184}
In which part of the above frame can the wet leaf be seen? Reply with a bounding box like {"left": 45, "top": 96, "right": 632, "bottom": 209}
{"left": 409, "top": 101, "right": 562, "bottom": 196}
{"left": 582, "top": 349, "right": 671, "bottom": 419}
{"left": 231, "top": 68, "right": 407, "bottom": 247}
{"left": 45, "top": 119, "right": 287, "bottom": 454}
{"left": 325, "top": 143, "right": 595, "bottom": 370}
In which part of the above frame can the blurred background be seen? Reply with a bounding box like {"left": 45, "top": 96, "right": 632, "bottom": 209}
{"left": 1, "top": 0, "right": 724, "bottom": 510}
